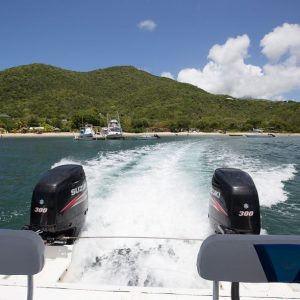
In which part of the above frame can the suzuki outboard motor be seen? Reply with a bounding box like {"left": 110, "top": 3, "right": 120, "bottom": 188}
{"left": 28, "top": 164, "right": 88, "bottom": 244}
{"left": 208, "top": 168, "right": 261, "bottom": 300}
{"left": 208, "top": 168, "right": 260, "bottom": 300}
{"left": 209, "top": 168, "right": 260, "bottom": 234}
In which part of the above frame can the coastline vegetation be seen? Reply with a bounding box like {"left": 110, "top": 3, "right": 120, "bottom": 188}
{"left": 0, "top": 63, "right": 299, "bottom": 133}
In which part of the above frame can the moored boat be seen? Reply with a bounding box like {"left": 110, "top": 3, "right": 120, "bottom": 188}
{"left": 74, "top": 124, "right": 96, "bottom": 140}
{"left": 136, "top": 134, "right": 160, "bottom": 140}
{"left": 105, "top": 113, "right": 124, "bottom": 139}
{"left": 245, "top": 133, "right": 276, "bottom": 138}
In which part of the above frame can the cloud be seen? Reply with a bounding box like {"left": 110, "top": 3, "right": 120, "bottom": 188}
{"left": 177, "top": 23, "right": 300, "bottom": 100}
{"left": 138, "top": 20, "right": 157, "bottom": 32}
{"left": 261, "top": 23, "right": 300, "bottom": 62}
{"left": 208, "top": 34, "right": 250, "bottom": 65}
{"left": 161, "top": 72, "right": 174, "bottom": 79}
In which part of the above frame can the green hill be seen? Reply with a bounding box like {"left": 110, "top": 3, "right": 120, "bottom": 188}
{"left": 0, "top": 63, "right": 299, "bottom": 132}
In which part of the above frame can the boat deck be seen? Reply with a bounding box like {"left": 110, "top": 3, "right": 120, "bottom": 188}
{"left": 1, "top": 280, "right": 300, "bottom": 300}
{"left": 0, "top": 245, "right": 300, "bottom": 299}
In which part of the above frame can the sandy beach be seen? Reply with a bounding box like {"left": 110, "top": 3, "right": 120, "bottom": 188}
{"left": 1, "top": 131, "right": 300, "bottom": 138}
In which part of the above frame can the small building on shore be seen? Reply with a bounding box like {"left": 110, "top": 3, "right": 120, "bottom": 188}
{"left": 29, "top": 126, "right": 45, "bottom": 133}
{"left": 0, "top": 113, "right": 11, "bottom": 119}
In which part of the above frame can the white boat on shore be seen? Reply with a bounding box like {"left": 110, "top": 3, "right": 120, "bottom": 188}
{"left": 74, "top": 117, "right": 124, "bottom": 141}
{"left": 103, "top": 113, "right": 124, "bottom": 139}
{"left": 74, "top": 124, "right": 96, "bottom": 140}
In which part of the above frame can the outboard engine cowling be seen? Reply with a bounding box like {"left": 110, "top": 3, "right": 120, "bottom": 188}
{"left": 209, "top": 168, "right": 260, "bottom": 234}
{"left": 29, "top": 164, "right": 88, "bottom": 243}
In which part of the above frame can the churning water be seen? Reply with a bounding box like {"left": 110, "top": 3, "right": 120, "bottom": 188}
{"left": 0, "top": 136, "right": 299, "bottom": 288}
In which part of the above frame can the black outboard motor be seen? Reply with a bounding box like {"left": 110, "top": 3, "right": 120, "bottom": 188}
{"left": 208, "top": 168, "right": 261, "bottom": 300}
{"left": 209, "top": 168, "right": 260, "bottom": 234}
{"left": 28, "top": 164, "right": 88, "bottom": 244}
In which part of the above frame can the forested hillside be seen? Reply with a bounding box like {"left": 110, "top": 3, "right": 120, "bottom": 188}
{"left": 0, "top": 64, "right": 299, "bottom": 132}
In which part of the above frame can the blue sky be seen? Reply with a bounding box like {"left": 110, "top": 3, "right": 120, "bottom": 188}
{"left": 1, "top": 0, "right": 300, "bottom": 100}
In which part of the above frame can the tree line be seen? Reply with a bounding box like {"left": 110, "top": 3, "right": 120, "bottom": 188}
{"left": 0, "top": 108, "right": 297, "bottom": 133}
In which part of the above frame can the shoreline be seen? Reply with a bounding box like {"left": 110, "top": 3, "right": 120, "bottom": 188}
{"left": 1, "top": 131, "right": 300, "bottom": 138}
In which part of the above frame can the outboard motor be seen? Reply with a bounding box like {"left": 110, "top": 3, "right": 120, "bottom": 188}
{"left": 208, "top": 168, "right": 261, "bottom": 300}
{"left": 209, "top": 168, "right": 260, "bottom": 234}
{"left": 28, "top": 164, "right": 88, "bottom": 244}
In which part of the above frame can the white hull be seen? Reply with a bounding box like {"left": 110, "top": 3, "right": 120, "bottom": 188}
{"left": 106, "top": 133, "right": 124, "bottom": 139}
{"left": 104, "top": 116, "right": 124, "bottom": 140}
{"left": 1, "top": 282, "right": 299, "bottom": 300}
{"left": 74, "top": 135, "right": 94, "bottom": 140}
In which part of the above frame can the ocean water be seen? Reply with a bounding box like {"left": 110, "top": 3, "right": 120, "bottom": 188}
{"left": 0, "top": 136, "right": 299, "bottom": 288}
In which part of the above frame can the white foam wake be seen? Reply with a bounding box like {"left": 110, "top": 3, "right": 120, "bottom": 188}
{"left": 52, "top": 139, "right": 296, "bottom": 288}
{"left": 58, "top": 141, "right": 210, "bottom": 288}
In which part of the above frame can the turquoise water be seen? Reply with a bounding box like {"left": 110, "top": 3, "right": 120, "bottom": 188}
{"left": 0, "top": 136, "right": 299, "bottom": 287}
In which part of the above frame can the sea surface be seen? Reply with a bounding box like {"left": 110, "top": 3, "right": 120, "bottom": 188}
{"left": 0, "top": 136, "right": 299, "bottom": 288}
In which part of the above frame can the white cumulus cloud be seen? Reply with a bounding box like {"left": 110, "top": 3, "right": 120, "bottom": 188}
{"left": 208, "top": 34, "right": 250, "bottom": 65}
{"left": 177, "top": 23, "right": 300, "bottom": 100}
{"left": 138, "top": 19, "right": 157, "bottom": 32}
{"left": 161, "top": 72, "right": 174, "bottom": 79}
{"left": 261, "top": 23, "right": 300, "bottom": 62}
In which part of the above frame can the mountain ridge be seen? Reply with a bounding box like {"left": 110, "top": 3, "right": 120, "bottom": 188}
{"left": 0, "top": 63, "right": 299, "bottom": 132}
